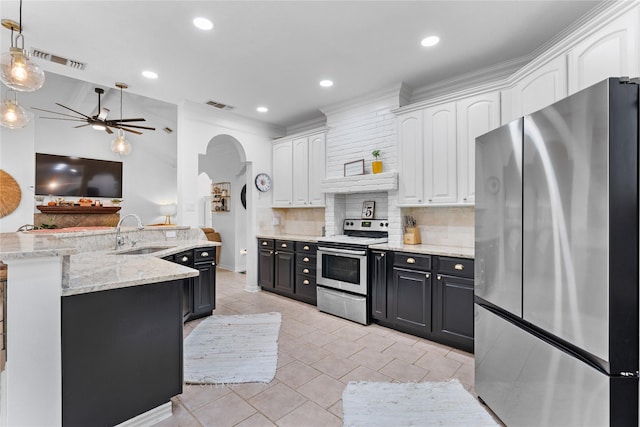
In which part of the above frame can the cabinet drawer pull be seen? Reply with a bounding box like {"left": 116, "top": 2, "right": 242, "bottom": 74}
{"left": 275, "top": 251, "right": 278, "bottom": 255}
{"left": 269, "top": 251, "right": 273, "bottom": 254}
{"left": 281, "top": 243, "right": 287, "bottom": 248}
{"left": 181, "top": 256, "right": 189, "bottom": 262}
{"left": 438, "top": 274, "right": 442, "bottom": 280}
{"left": 381, "top": 253, "right": 385, "bottom": 257}
{"left": 303, "top": 279, "right": 310, "bottom": 285}
{"left": 262, "top": 241, "right": 268, "bottom": 246}
{"left": 303, "top": 257, "right": 310, "bottom": 262}
{"left": 303, "top": 268, "right": 309, "bottom": 274}
{"left": 303, "top": 246, "right": 310, "bottom": 250}
{"left": 454, "top": 263, "right": 464, "bottom": 270}
{"left": 426, "top": 273, "right": 430, "bottom": 279}
{"left": 406, "top": 258, "right": 416, "bottom": 264}
{"left": 201, "top": 252, "right": 209, "bottom": 257}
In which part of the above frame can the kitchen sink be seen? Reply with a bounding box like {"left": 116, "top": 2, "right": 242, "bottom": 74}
{"left": 115, "top": 246, "right": 176, "bottom": 255}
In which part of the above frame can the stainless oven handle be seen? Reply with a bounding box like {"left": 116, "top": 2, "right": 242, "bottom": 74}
{"left": 318, "top": 247, "right": 367, "bottom": 256}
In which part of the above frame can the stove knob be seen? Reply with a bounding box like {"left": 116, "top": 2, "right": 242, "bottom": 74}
{"left": 380, "top": 222, "right": 384, "bottom": 227}
{"left": 385, "top": 222, "right": 388, "bottom": 227}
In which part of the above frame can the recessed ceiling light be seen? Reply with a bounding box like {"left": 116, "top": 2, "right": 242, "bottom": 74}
{"left": 193, "top": 17, "right": 214, "bottom": 30}
{"left": 421, "top": 36, "right": 440, "bottom": 47}
{"left": 256, "top": 106, "right": 268, "bottom": 113}
{"left": 142, "top": 70, "right": 158, "bottom": 79}
{"left": 319, "top": 80, "right": 333, "bottom": 88}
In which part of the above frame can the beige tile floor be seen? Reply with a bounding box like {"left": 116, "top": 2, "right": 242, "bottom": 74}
{"left": 156, "top": 269, "right": 480, "bottom": 427}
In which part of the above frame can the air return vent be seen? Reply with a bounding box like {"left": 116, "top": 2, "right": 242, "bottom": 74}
{"left": 30, "top": 48, "right": 86, "bottom": 70}
{"left": 206, "top": 100, "right": 234, "bottom": 111}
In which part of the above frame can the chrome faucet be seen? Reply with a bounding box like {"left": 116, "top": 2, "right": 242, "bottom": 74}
{"left": 115, "top": 213, "right": 144, "bottom": 250}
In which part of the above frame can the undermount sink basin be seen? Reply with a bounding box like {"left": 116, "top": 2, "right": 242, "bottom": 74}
{"left": 115, "top": 246, "right": 175, "bottom": 255}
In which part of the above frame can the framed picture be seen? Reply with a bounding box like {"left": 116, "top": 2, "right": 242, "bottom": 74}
{"left": 361, "top": 201, "right": 375, "bottom": 219}
{"left": 344, "top": 159, "right": 365, "bottom": 177}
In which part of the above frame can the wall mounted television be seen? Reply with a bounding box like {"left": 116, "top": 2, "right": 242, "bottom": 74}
{"left": 35, "top": 153, "right": 123, "bottom": 198}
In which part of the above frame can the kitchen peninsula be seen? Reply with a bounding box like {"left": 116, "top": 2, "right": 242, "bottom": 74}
{"left": 0, "top": 226, "right": 219, "bottom": 427}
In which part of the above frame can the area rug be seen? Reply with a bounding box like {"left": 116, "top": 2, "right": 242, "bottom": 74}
{"left": 342, "top": 379, "right": 499, "bottom": 426}
{"left": 183, "top": 312, "right": 281, "bottom": 384}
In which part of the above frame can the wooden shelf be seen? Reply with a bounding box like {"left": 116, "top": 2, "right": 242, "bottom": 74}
{"left": 36, "top": 205, "right": 122, "bottom": 214}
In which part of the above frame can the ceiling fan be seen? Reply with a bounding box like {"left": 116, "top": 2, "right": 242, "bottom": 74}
{"left": 31, "top": 83, "right": 155, "bottom": 135}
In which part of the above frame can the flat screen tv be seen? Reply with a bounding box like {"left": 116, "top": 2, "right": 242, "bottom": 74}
{"left": 35, "top": 153, "right": 123, "bottom": 198}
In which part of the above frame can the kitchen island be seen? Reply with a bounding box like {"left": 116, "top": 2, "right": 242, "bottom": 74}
{"left": 0, "top": 227, "right": 219, "bottom": 427}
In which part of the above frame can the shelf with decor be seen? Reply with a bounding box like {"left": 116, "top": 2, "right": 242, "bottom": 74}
{"left": 211, "top": 182, "right": 230, "bottom": 213}
{"left": 36, "top": 206, "right": 122, "bottom": 214}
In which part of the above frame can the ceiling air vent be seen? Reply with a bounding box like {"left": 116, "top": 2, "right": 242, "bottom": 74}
{"left": 206, "top": 100, "right": 234, "bottom": 111}
{"left": 30, "top": 48, "right": 86, "bottom": 70}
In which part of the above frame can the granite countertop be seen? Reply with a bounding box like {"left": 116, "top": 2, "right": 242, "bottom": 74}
{"left": 64, "top": 240, "right": 220, "bottom": 296}
{"left": 256, "top": 233, "right": 321, "bottom": 243}
{"left": 0, "top": 232, "right": 77, "bottom": 260}
{"left": 370, "top": 243, "right": 474, "bottom": 259}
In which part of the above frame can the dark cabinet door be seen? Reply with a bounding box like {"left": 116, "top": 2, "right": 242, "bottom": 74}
{"left": 274, "top": 250, "right": 295, "bottom": 294}
{"left": 192, "top": 261, "right": 216, "bottom": 317}
{"left": 392, "top": 267, "right": 432, "bottom": 335}
{"left": 371, "top": 251, "right": 389, "bottom": 321}
{"left": 433, "top": 274, "right": 474, "bottom": 352}
{"left": 258, "top": 248, "right": 275, "bottom": 288}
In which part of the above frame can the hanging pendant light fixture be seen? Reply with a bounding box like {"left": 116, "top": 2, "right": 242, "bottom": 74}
{"left": 0, "top": 1, "right": 45, "bottom": 92}
{"left": 0, "top": 89, "right": 30, "bottom": 129}
{"left": 110, "top": 82, "right": 132, "bottom": 156}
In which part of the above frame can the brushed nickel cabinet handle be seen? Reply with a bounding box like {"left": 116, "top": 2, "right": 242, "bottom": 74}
{"left": 275, "top": 251, "right": 278, "bottom": 255}
{"left": 438, "top": 274, "right": 442, "bottom": 280}
{"left": 426, "top": 273, "right": 430, "bottom": 279}
{"left": 181, "top": 256, "right": 189, "bottom": 262}
{"left": 303, "top": 257, "right": 310, "bottom": 262}
{"left": 303, "top": 246, "right": 310, "bottom": 250}
{"left": 262, "top": 241, "right": 268, "bottom": 246}
{"left": 454, "top": 263, "right": 464, "bottom": 270}
{"left": 281, "top": 243, "right": 287, "bottom": 248}
{"left": 303, "top": 279, "right": 310, "bottom": 285}
{"left": 381, "top": 253, "right": 385, "bottom": 257}
{"left": 303, "top": 268, "right": 309, "bottom": 274}
{"left": 269, "top": 251, "right": 273, "bottom": 254}
{"left": 406, "top": 258, "right": 416, "bottom": 264}
{"left": 201, "top": 252, "right": 209, "bottom": 257}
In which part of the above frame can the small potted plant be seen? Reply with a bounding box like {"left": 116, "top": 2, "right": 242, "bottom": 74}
{"left": 371, "top": 150, "right": 383, "bottom": 174}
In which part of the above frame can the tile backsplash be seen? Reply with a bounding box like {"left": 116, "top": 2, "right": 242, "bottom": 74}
{"left": 257, "top": 207, "right": 325, "bottom": 236}
{"left": 404, "top": 206, "right": 474, "bottom": 248}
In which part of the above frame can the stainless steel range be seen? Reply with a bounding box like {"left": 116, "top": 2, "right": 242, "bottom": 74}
{"left": 316, "top": 219, "right": 388, "bottom": 324}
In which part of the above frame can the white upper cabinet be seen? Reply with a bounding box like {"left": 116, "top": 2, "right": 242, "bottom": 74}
{"left": 510, "top": 55, "right": 568, "bottom": 119}
{"left": 424, "top": 102, "right": 458, "bottom": 205}
{"left": 397, "top": 111, "right": 424, "bottom": 204}
{"left": 272, "top": 140, "right": 293, "bottom": 206}
{"left": 273, "top": 131, "right": 326, "bottom": 207}
{"left": 456, "top": 92, "right": 501, "bottom": 204}
{"left": 567, "top": 11, "right": 638, "bottom": 94}
{"left": 307, "top": 133, "right": 326, "bottom": 206}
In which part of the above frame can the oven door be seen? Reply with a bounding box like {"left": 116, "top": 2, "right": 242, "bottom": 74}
{"left": 316, "top": 246, "right": 368, "bottom": 295}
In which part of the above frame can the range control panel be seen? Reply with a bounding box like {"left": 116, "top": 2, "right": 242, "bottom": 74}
{"left": 343, "top": 219, "right": 389, "bottom": 232}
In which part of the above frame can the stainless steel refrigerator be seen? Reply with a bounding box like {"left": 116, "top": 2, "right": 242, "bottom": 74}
{"left": 475, "top": 77, "right": 639, "bottom": 426}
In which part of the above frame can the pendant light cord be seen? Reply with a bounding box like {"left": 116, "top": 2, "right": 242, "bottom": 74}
{"left": 18, "top": 0, "right": 22, "bottom": 35}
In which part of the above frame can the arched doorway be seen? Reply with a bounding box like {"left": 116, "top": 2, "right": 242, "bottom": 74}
{"left": 198, "top": 134, "right": 248, "bottom": 273}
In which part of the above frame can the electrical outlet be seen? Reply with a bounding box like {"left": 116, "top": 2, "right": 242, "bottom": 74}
{"left": 165, "top": 231, "right": 177, "bottom": 238}
{"left": 272, "top": 217, "right": 280, "bottom": 225}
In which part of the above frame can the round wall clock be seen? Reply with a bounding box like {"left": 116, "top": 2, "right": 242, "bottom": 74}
{"left": 255, "top": 173, "right": 272, "bottom": 192}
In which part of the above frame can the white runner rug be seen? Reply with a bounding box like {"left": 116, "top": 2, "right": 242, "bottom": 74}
{"left": 183, "top": 312, "right": 281, "bottom": 384}
{"left": 342, "top": 380, "right": 499, "bottom": 426}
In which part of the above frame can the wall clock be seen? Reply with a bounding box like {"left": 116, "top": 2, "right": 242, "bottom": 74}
{"left": 255, "top": 173, "right": 272, "bottom": 192}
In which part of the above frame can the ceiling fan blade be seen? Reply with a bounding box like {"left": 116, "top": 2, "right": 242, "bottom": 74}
{"left": 97, "top": 108, "right": 110, "bottom": 121}
{"left": 74, "top": 124, "right": 91, "bottom": 128}
{"left": 111, "top": 123, "right": 156, "bottom": 131}
{"left": 104, "top": 126, "right": 114, "bottom": 135}
{"left": 112, "top": 118, "right": 147, "bottom": 123}
{"left": 30, "top": 107, "right": 83, "bottom": 119}
{"left": 55, "top": 103, "right": 92, "bottom": 119}
{"left": 39, "top": 117, "right": 88, "bottom": 122}
{"left": 112, "top": 125, "right": 143, "bottom": 135}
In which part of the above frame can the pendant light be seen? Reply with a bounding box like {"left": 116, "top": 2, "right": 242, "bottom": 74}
{"left": 110, "top": 82, "right": 131, "bottom": 156}
{"left": 0, "top": 89, "right": 30, "bottom": 129}
{"left": 0, "top": 1, "right": 45, "bottom": 92}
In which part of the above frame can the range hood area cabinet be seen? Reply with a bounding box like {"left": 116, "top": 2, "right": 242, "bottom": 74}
{"left": 396, "top": 91, "right": 500, "bottom": 207}
{"left": 272, "top": 131, "right": 326, "bottom": 207}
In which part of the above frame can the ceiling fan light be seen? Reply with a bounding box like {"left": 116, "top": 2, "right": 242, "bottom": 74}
{"left": 111, "top": 131, "right": 132, "bottom": 156}
{"left": 0, "top": 95, "right": 30, "bottom": 129}
{"left": 0, "top": 48, "right": 45, "bottom": 92}
{"left": 92, "top": 123, "right": 106, "bottom": 131}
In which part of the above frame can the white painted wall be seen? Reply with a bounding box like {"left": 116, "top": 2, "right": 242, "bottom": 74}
{"left": 0, "top": 72, "right": 178, "bottom": 229}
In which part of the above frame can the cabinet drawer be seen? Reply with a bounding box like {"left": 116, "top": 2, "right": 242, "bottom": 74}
{"left": 438, "top": 257, "right": 474, "bottom": 278}
{"left": 295, "top": 242, "right": 317, "bottom": 253}
{"left": 174, "top": 250, "right": 193, "bottom": 266}
{"left": 195, "top": 248, "right": 215, "bottom": 263}
{"left": 258, "top": 239, "right": 274, "bottom": 250}
{"left": 296, "top": 264, "right": 316, "bottom": 276}
{"left": 295, "top": 273, "right": 317, "bottom": 287}
{"left": 394, "top": 253, "right": 431, "bottom": 271}
{"left": 296, "top": 253, "right": 316, "bottom": 266}
{"left": 275, "top": 240, "right": 294, "bottom": 251}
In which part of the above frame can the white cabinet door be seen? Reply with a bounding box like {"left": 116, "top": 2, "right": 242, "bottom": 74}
{"left": 511, "top": 55, "right": 567, "bottom": 118}
{"left": 272, "top": 140, "right": 293, "bottom": 206}
{"left": 456, "top": 92, "right": 501, "bottom": 204}
{"left": 568, "top": 11, "right": 638, "bottom": 94}
{"left": 424, "top": 102, "right": 457, "bottom": 204}
{"left": 292, "top": 137, "right": 309, "bottom": 206}
{"left": 307, "top": 133, "right": 326, "bottom": 206}
{"left": 398, "top": 111, "right": 424, "bottom": 204}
